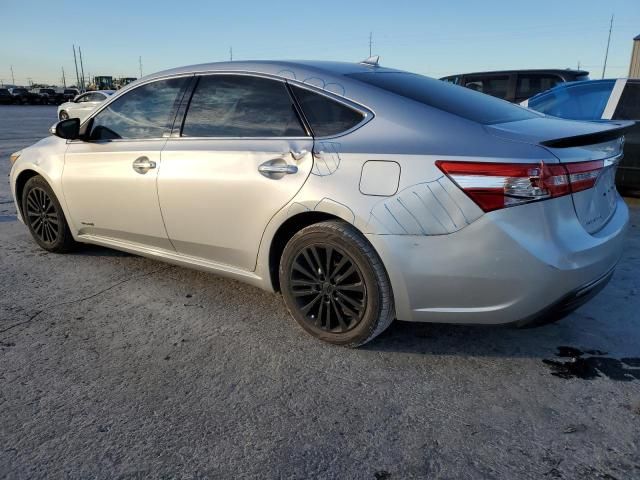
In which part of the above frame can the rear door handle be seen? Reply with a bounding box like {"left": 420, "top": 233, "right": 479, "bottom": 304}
{"left": 132, "top": 156, "right": 156, "bottom": 174}
{"left": 258, "top": 164, "right": 298, "bottom": 175}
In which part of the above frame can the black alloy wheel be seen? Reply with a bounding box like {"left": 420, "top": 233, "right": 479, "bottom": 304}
{"left": 25, "top": 186, "right": 59, "bottom": 244}
{"left": 22, "top": 175, "right": 77, "bottom": 253}
{"left": 289, "top": 243, "right": 367, "bottom": 333}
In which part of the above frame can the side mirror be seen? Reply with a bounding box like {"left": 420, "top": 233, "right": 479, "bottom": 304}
{"left": 51, "top": 118, "right": 80, "bottom": 140}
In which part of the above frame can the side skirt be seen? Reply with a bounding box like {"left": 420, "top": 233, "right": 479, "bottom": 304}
{"left": 77, "top": 233, "right": 266, "bottom": 290}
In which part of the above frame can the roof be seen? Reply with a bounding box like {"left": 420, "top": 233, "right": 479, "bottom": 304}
{"left": 144, "top": 60, "right": 401, "bottom": 82}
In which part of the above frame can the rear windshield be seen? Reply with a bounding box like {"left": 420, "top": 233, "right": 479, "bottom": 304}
{"left": 347, "top": 72, "right": 539, "bottom": 125}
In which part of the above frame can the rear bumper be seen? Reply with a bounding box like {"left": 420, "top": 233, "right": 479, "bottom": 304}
{"left": 366, "top": 194, "right": 628, "bottom": 324}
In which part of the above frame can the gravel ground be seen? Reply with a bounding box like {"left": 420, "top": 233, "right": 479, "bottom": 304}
{"left": 0, "top": 105, "right": 639, "bottom": 480}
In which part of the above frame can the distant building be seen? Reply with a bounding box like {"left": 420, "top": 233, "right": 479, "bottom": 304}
{"left": 630, "top": 34, "right": 640, "bottom": 79}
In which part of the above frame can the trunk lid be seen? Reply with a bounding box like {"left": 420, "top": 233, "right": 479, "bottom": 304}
{"left": 486, "top": 117, "right": 633, "bottom": 234}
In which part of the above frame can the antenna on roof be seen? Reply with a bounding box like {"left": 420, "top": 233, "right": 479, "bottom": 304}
{"left": 360, "top": 55, "right": 380, "bottom": 67}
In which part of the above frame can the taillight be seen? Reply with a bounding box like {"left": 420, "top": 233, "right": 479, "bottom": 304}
{"left": 564, "top": 160, "right": 604, "bottom": 193}
{"left": 436, "top": 160, "right": 603, "bottom": 212}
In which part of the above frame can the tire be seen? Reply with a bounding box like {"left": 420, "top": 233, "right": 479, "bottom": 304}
{"left": 59, "top": 110, "right": 69, "bottom": 120}
{"left": 279, "top": 220, "right": 394, "bottom": 347}
{"left": 21, "top": 175, "right": 77, "bottom": 253}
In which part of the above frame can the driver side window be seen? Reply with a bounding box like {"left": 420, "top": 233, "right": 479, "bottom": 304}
{"left": 88, "top": 77, "right": 188, "bottom": 140}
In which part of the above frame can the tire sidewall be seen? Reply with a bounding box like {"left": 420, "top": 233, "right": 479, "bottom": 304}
{"left": 280, "top": 224, "right": 385, "bottom": 346}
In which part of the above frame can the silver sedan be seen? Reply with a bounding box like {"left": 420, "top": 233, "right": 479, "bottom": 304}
{"left": 9, "top": 60, "right": 630, "bottom": 346}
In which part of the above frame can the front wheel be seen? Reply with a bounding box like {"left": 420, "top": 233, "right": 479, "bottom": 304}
{"left": 279, "top": 220, "right": 394, "bottom": 347}
{"left": 22, "top": 175, "right": 77, "bottom": 253}
{"left": 59, "top": 110, "right": 69, "bottom": 120}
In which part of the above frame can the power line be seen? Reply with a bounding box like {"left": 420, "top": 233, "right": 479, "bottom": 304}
{"left": 602, "top": 14, "right": 614, "bottom": 79}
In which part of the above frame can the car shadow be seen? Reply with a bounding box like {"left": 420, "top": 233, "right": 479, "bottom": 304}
{"left": 71, "top": 244, "right": 132, "bottom": 257}
{"left": 364, "top": 320, "right": 640, "bottom": 382}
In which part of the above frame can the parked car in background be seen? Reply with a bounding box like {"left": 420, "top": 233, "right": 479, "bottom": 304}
{"left": 9, "top": 60, "right": 629, "bottom": 346}
{"left": 441, "top": 69, "right": 589, "bottom": 103}
{"left": 33, "top": 88, "right": 61, "bottom": 105}
{"left": 62, "top": 88, "right": 80, "bottom": 102}
{"left": 0, "top": 88, "right": 13, "bottom": 104}
{"left": 9, "top": 87, "right": 40, "bottom": 104}
{"left": 57, "top": 90, "right": 115, "bottom": 121}
{"left": 523, "top": 79, "right": 640, "bottom": 196}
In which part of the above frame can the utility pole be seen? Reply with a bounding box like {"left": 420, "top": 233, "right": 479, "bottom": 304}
{"left": 577, "top": 61, "right": 581, "bottom": 70}
{"left": 139, "top": 56, "right": 143, "bottom": 78}
{"left": 79, "top": 46, "right": 86, "bottom": 90}
{"left": 62, "top": 67, "right": 66, "bottom": 88}
{"left": 73, "top": 45, "right": 81, "bottom": 90}
{"left": 230, "top": 46, "right": 233, "bottom": 61}
{"left": 602, "top": 14, "right": 614, "bottom": 79}
{"left": 369, "top": 32, "right": 373, "bottom": 57}
{"left": 10, "top": 65, "right": 15, "bottom": 85}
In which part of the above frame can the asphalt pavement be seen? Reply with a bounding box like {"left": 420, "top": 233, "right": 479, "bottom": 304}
{"left": 1, "top": 105, "right": 639, "bottom": 479}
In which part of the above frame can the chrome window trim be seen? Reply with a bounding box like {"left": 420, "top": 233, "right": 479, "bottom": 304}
{"left": 174, "top": 71, "right": 311, "bottom": 141}
{"left": 285, "top": 80, "right": 375, "bottom": 140}
{"left": 73, "top": 69, "right": 374, "bottom": 143}
{"left": 72, "top": 73, "right": 197, "bottom": 143}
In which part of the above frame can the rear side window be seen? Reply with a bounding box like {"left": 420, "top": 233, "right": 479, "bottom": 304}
{"left": 516, "top": 74, "right": 561, "bottom": 101}
{"left": 291, "top": 85, "right": 364, "bottom": 137}
{"left": 527, "top": 81, "right": 616, "bottom": 120}
{"left": 89, "top": 77, "right": 187, "bottom": 140}
{"left": 463, "top": 75, "right": 509, "bottom": 99}
{"left": 613, "top": 82, "right": 640, "bottom": 120}
{"left": 348, "top": 72, "right": 538, "bottom": 125}
{"left": 182, "top": 75, "right": 305, "bottom": 137}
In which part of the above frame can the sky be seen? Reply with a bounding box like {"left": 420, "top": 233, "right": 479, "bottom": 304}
{"left": 0, "top": 0, "right": 639, "bottom": 86}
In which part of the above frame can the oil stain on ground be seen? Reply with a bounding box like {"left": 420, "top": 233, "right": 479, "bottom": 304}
{"left": 543, "top": 346, "right": 640, "bottom": 381}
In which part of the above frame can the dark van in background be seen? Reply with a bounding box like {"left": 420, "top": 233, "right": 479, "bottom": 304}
{"left": 440, "top": 69, "right": 589, "bottom": 103}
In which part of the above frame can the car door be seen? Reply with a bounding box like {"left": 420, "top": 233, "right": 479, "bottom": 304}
{"left": 158, "top": 74, "right": 313, "bottom": 271}
{"left": 62, "top": 76, "right": 191, "bottom": 249}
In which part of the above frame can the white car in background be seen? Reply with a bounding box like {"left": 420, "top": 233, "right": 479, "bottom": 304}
{"left": 57, "top": 90, "right": 115, "bottom": 122}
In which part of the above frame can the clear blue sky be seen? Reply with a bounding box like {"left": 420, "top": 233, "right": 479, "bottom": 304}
{"left": 1, "top": 0, "right": 638, "bottom": 86}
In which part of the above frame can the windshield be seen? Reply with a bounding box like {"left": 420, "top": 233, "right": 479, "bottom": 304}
{"left": 13, "top": 88, "right": 27, "bottom": 94}
{"left": 347, "top": 72, "right": 539, "bottom": 124}
{"left": 527, "top": 81, "right": 615, "bottom": 120}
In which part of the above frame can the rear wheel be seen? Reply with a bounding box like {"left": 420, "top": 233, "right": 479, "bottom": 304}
{"left": 279, "top": 220, "right": 394, "bottom": 347}
{"left": 59, "top": 110, "right": 69, "bottom": 120}
{"left": 21, "top": 175, "right": 77, "bottom": 253}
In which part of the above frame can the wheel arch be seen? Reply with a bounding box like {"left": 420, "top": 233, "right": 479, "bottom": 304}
{"left": 14, "top": 169, "right": 41, "bottom": 218}
{"left": 268, "top": 211, "right": 343, "bottom": 292}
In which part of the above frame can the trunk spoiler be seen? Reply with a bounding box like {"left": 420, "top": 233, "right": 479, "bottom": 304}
{"left": 540, "top": 121, "right": 635, "bottom": 148}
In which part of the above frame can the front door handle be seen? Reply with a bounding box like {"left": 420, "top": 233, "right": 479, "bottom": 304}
{"left": 132, "top": 156, "right": 156, "bottom": 174}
